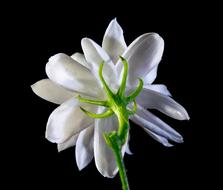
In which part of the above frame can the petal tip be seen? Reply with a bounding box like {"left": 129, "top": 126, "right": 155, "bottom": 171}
{"left": 77, "top": 163, "right": 84, "bottom": 171}
{"left": 94, "top": 164, "right": 118, "bottom": 178}
{"left": 48, "top": 53, "right": 65, "bottom": 62}
{"left": 81, "top": 38, "right": 95, "bottom": 50}
{"left": 81, "top": 37, "right": 88, "bottom": 41}
{"left": 30, "top": 83, "right": 35, "bottom": 91}
{"left": 30, "top": 81, "right": 46, "bottom": 101}
{"left": 178, "top": 137, "right": 184, "bottom": 143}
{"left": 76, "top": 157, "right": 91, "bottom": 171}
{"left": 102, "top": 173, "right": 116, "bottom": 178}
{"left": 81, "top": 37, "right": 91, "bottom": 44}
{"left": 180, "top": 110, "right": 190, "bottom": 121}
{"left": 186, "top": 113, "right": 190, "bottom": 120}
{"left": 111, "top": 17, "right": 119, "bottom": 26}
{"left": 164, "top": 143, "right": 174, "bottom": 147}
{"left": 30, "top": 83, "right": 40, "bottom": 98}
{"left": 151, "top": 32, "right": 161, "bottom": 38}
{"left": 45, "top": 126, "right": 62, "bottom": 144}
{"left": 45, "top": 131, "right": 54, "bottom": 143}
{"left": 173, "top": 134, "right": 184, "bottom": 143}
{"left": 57, "top": 145, "right": 63, "bottom": 152}
{"left": 148, "top": 33, "right": 164, "bottom": 47}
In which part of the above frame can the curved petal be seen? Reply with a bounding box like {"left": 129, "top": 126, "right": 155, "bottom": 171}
{"left": 135, "top": 105, "right": 183, "bottom": 141}
{"left": 71, "top": 52, "right": 90, "bottom": 69}
{"left": 94, "top": 107, "right": 125, "bottom": 178}
{"left": 46, "top": 98, "right": 95, "bottom": 143}
{"left": 102, "top": 18, "right": 127, "bottom": 64}
{"left": 136, "top": 88, "right": 190, "bottom": 120}
{"left": 81, "top": 38, "right": 117, "bottom": 88}
{"left": 31, "top": 79, "right": 76, "bottom": 104}
{"left": 75, "top": 125, "right": 94, "bottom": 170}
{"left": 131, "top": 114, "right": 183, "bottom": 143}
{"left": 143, "top": 128, "right": 173, "bottom": 147}
{"left": 144, "top": 84, "right": 171, "bottom": 96}
{"left": 46, "top": 53, "right": 102, "bottom": 98}
{"left": 116, "top": 33, "right": 164, "bottom": 86}
{"left": 57, "top": 133, "right": 79, "bottom": 152}
{"left": 143, "top": 65, "right": 158, "bottom": 84}
{"left": 125, "top": 134, "right": 133, "bottom": 155}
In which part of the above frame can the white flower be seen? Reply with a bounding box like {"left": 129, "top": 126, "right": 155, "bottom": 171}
{"left": 31, "top": 18, "right": 189, "bottom": 178}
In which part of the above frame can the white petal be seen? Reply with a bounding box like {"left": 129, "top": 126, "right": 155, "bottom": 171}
{"left": 81, "top": 38, "right": 117, "bottom": 89}
{"left": 143, "top": 65, "right": 158, "bottom": 84}
{"left": 135, "top": 105, "right": 183, "bottom": 142}
{"left": 46, "top": 98, "right": 95, "bottom": 143}
{"left": 131, "top": 114, "right": 182, "bottom": 143}
{"left": 71, "top": 52, "right": 90, "bottom": 69}
{"left": 136, "top": 88, "right": 190, "bottom": 120}
{"left": 102, "top": 18, "right": 127, "bottom": 64}
{"left": 31, "top": 79, "right": 77, "bottom": 104}
{"left": 57, "top": 133, "right": 79, "bottom": 152}
{"left": 144, "top": 84, "right": 171, "bottom": 96}
{"left": 94, "top": 107, "right": 125, "bottom": 178}
{"left": 116, "top": 33, "right": 164, "bottom": 86}
{"left": 125, "top": 134, "right": 133, "bottom": 155}
{"left": 46, "top": 53, "right": 102, "bottom": 98}
{"left": 75, "top": 125, "right": 94, "bottom": 170}
{"left": 143, "top": 128, "right": 173, "bottom": 147}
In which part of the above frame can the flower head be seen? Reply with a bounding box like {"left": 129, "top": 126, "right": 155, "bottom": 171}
{"left": 31, "top": 18, "right": 189, "bottom": 178}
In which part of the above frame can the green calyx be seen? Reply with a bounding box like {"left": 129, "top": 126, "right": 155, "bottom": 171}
{"left": 77, "top": 56, "right": 143, "bottom": 144}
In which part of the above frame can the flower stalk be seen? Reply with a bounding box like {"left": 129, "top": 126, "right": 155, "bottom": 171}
{"left": 104, "top": 129, "right": 129, "bottom": 190}
{"left": 77, "top": 56, "right": 143, "bottom": 190}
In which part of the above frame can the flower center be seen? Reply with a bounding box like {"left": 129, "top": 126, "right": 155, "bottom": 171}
{"left": 77, "top": 56, "right": 143, "bottom": 144}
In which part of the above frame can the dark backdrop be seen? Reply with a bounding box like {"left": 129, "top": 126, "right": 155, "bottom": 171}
{"left": 5, "top": 2, "right": 219, "bottom": 190}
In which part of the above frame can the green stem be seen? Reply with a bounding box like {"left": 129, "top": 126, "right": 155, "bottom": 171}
{"left": 105, "top": 133, "right": 130, "bottom": 190}
{"left": 113, "top": 142, "right": 129, "bottom": 190}
{"left": 116, "top": 111, "right": 129, "bottom": 145}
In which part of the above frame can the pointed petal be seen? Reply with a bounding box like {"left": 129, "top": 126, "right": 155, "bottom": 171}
{"left": 71, "top": 52, "right": 90, "bottom": 69}
{"left": 81, "top": 38, "right": 117, "bottom": 88}
{"left": 136, "top": 105, "right": 183, "bottom": 141}
{"left": 57, "top": 133, "right": 79, "bottom": 152}
{"left": 144, "top": 84, "right": 171, "bottom": 96}
{"left": 125, "top": 134, "right": 133, "bottom": 155}
{"left": 31, "top": 79, "right": 77, "bottom": 104}
{"left": 94, "top": 107, "right": 125, "bottom": 178}
{"left": 136, "top": 88, "right": 190, "bottom": 120}
{"left": 46, "top": 53, "right": 102, "bottom": 98}
{"left": 116, "top": 33, "right": 164, "bottom": 86}
{"left": 131, "top": 114, "right": 183, "bottom": 143}
{"left": 143, "top": 128, "right": 173, "bottom": 147}
{"left": 46, "top": 98, "right": 95, "bottom": 143}
{"left": 102, "top": 18, "right": 127, "bottom": 64}
{"left": 75, "top": 125, "right": 94, "bottom": 170}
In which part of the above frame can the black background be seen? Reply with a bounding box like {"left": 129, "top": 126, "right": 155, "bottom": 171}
{"left": 4, "top": 1, "right": 220, "bottom": 189}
